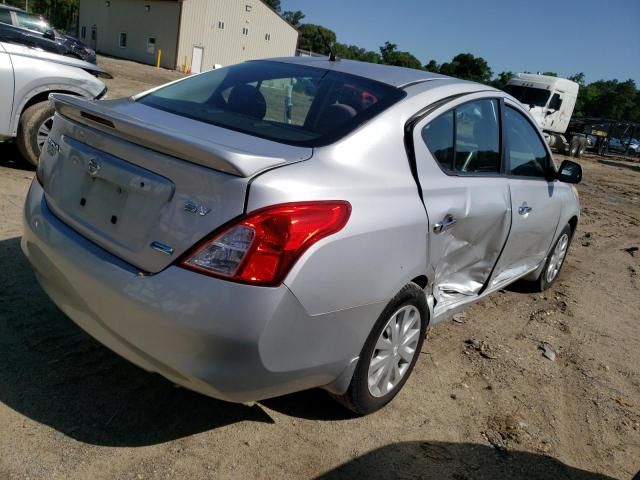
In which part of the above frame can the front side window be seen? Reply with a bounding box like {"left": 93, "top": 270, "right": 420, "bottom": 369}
{"left": 504, "top": 106, "right": 550, "bottom": 178}
{"left": 422, "top": 99, "right": 500, "bottom": 174}
{"left": 549, "top": 93, "right": 562, "bottom": 111}
{"left": 15, "top": 12, "right": 50, "bottom": 33}
{"left": 138, "top": 60, "right": 404, "bottom": 146}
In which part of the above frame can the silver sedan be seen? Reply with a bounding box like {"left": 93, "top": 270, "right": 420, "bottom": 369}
{"left": 22, "top": 57, "right": 581, "bottom": 414}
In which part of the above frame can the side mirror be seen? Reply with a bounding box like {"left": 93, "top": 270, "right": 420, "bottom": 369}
{"left": 43, "top": 29, "right": 56, "bottom": 40}
{"left": 557, "top": 159, "right": 582, "bottom": 184}
{"left": 545, "top": 108, "right": 556, "bottom": 116}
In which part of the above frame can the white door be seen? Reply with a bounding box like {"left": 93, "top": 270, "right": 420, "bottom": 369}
{"left": 191, "top": 46, "right": 203, "bottom": 74}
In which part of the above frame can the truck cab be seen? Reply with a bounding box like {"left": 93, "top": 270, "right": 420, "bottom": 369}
{"left": 505, "top": 74, "right": 585, "bottom": 157}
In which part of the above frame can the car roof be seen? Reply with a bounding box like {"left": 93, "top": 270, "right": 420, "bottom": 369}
{"left": 267, "top": 56, "right": 450, "bottom": 88}
{"left": 0, "top": 5, "right": 25, "bottom": 12}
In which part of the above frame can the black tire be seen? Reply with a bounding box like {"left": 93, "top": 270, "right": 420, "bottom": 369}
{"left": 575, "top": 138, "right": 586, "bottom": 158}
{"left": 332, "top": 283, "right": 428, "bottom": 415}
{"left": 528, "top": 224, "right": 573, "bottom": 292}
{"left": 568, "top": 137, "right": 580, "bottom": 157}
{"left": 16, "top": 100, "right": 55, "bottom": 167}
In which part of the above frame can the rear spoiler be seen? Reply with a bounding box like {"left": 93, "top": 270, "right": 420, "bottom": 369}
{"left": 50, "top": 94, "right": 289, "bottom": 177}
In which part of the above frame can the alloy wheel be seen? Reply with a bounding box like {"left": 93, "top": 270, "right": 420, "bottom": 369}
{"left": 367, "top": 305, "right": 421, "bottom": 397}
{"left": 36, "top": 116, "right": 54, "bottom": 152}
{"left": 546, "top": 233, "right": 569, "bottom": 283}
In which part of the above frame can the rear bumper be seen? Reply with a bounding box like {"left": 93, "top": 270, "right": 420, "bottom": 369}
{"left": 22, "top": 181, "right": 378, "bottom": 402}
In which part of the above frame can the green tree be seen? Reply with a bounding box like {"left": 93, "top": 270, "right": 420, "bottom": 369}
{"left": 438, "top": 53, "right": 492, "bottom": 83}
{"left": 424, "top": 60, "right": 440, "bottom": 72}
{"left": 568, "top": 72, "right": 586, "bottom": 86}
{"left": 379, "top": 41, "right": 423, "bottom": 69}
{"left": 262, "top": 0, "right": 281, "bottom": 14}
{"left": 282, "top": 10, "right": 305, "bottom": 28}
{"left": 334, "top": 43, "right": 380, "bottom": 63}
{"left": 490, "top": 71, "right": 514, "bottom": 90}
{"left": 297, "top": 24, "right": 336, "bottom": 55}
{"left": 10, "top": 0, "right": 80, "bottom": 31}
{"left": 579, "top": 79, "right": 638, "bottom": 120}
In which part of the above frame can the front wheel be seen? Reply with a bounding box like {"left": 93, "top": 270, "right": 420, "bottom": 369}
{"left": 531, "top": 224, "right": 573, "bottom": 291}
{"left": 332, "top": 283, "right": 428, "bottom": 415}
{"left": 16, "top": 100, "right": 55, "bottom": 167}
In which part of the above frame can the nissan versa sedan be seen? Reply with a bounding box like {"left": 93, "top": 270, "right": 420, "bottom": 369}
{"left": 22, "top": 57, "right": 582, "bottom": 414}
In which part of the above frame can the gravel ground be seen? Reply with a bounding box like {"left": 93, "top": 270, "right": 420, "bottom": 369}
{"left": 0, "top": 56, "right": 639, "bottom": 480}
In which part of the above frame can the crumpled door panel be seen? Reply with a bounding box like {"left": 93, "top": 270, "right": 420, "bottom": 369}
{"left": 425, "top": 181, "right": 511, "bottom": 308}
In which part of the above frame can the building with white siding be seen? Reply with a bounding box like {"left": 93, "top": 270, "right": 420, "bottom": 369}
{"left": 78, "top": 0, "right": 298, "bottom": 71}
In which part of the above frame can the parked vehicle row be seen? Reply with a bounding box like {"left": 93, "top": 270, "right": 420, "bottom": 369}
{"left": 0, "top": 4, "right": 95, "bottom": 63}
{"left": 22, "top": 57, "right": 582, "bottom": 414}
{"left": 607, "top": 137, "right": 640, "bottom": 156}
{"left": 0, "top": 41, "right": 108, "bottom": 166}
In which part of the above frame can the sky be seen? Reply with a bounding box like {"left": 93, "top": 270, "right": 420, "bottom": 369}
{"left": 281, "top": 0, "right": 640, "bottom": 85}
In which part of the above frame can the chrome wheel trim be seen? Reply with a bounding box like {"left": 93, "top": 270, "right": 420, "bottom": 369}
{"left": 36, "top": 116, "right": 54, "bottom": 152}
{"left": 367, "top": 305, "right": 421, "bottom": 398}
{"left": 546, "top": 233, "right": 569, "bottom": 283}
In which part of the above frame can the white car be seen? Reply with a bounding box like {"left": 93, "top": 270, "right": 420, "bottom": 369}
{"left": 0, "top": 41, "right": 108, "bottom": 165}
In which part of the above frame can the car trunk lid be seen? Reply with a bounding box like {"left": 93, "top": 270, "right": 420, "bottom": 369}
{"left": 40, "top": 94, "right": 313, "bottom": 273}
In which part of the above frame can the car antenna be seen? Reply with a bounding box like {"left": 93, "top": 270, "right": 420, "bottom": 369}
{"left": 317, "top": 27, "right": 337, "bottom": 61}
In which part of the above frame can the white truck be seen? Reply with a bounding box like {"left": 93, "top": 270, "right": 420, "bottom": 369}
{"left": 505, "top": 73, "right": 588, "bottom": 158}
{"left": 0, "top": 41, "right": 108, "bottom": 166}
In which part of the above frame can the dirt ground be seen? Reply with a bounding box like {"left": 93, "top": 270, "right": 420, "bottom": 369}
{"left": 0, "top": 56, "right": 639, "bottom": 480}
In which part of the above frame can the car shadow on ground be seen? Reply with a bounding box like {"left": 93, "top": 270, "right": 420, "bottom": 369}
{"left": 0, "top": 141, "right": 33, "bottom": 171}
{"left": 315, "top": 441, "right": 619, "bottom": 480}
{"left": 0, "top": 236, "right": 278, "bottom": 447}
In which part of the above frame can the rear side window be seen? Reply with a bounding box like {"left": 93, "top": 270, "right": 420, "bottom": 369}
{"left": 139, "top": 60, "right": 405, "bottom": 147}
{"left": 504, "top": 106, "right": 549, "bottom": 178}
{"left": 422, "top": 99, "right": 500, "bottom": 174}
{"left": 0, "top": 10, "right": 12, "bottom": 24}
{"left": 421, "top": 110, "right": 454, "bottom": 172}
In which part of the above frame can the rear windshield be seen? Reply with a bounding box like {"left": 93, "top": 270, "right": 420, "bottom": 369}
{"left": 504, "top": 85, "right": 550, "bottom": 108}
{"left": 138, "top": 60, "right": 405, "bottom": 147}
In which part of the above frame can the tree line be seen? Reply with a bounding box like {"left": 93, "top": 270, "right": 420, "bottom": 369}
{"left": 266, "top": 0, "right": 640, "bottom": 123}
{"left": 5, "top": 0, "right": 638, "bottom": 123}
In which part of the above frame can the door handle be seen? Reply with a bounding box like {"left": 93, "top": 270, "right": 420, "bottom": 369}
{"left": 433, "top": 214, "right": 457, "bottom": 234}
{"left": 518, "top": 204, "right": 533, "bottom": 216}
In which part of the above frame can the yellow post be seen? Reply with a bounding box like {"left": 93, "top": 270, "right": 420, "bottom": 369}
{"left": 156, "top": 49, "right": 162, "bottom": 69}
{"left": 183, "top": 55, "right": 188, "bottom": 73}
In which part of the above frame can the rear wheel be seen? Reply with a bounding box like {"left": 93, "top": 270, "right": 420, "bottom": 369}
{"left": 332, "top": 283, "right": 428, "bottom": 415}
{"left": 17, "top": 100, "right": 55, "bottom": 167}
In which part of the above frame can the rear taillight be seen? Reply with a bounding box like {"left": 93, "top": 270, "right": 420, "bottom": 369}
{"left": 179, "top": 201, "right": 351, "bottom": 286}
